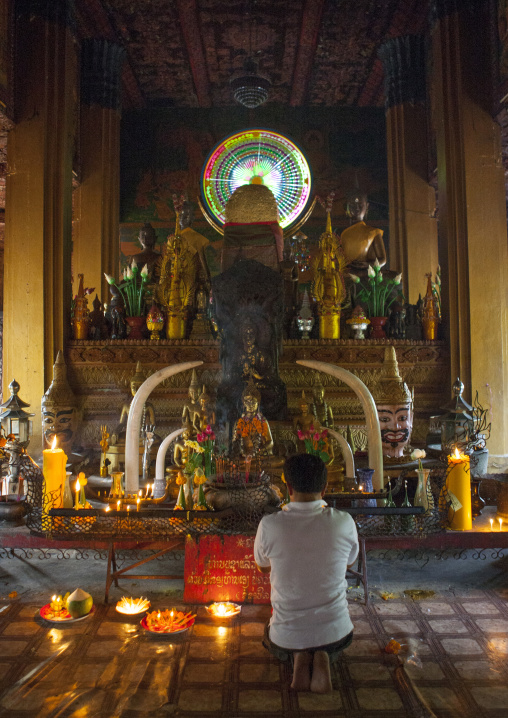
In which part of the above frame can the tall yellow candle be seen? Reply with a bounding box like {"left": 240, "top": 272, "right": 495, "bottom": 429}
{"left": 446, "top": 448, "right": 472, "bottom": 530}
{"left": 42, "top": 437, "right": 67, "bottom": 511}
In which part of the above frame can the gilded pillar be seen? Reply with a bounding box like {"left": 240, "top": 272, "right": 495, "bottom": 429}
{"left": 4, "top": 0, "right": 77, "bottom": 451}
{"left": 379, "top": 35, "right": 438, "bottom": 302}
{"left": 431, "top": 0, "right": 508, "bottom": 469}
{"left": 73, "top": 39, "right": 125, "bottom": 303}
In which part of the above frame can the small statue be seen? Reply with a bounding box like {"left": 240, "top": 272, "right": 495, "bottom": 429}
{"left": 99, "top": 424, "right": 109, "bottom": 477}
{"left": 312, "top": 376, "right": 334, "bottom": 429}
{"left": 135, "top": 222, "right": 162, "bottom": 280}
{"left": 179, "top": 201, "right": 211, "bottom": 288}
{"left": 105, "top": 284, "right": 127, "bottom": 339}
{"left": 293, "top": 391, "right": 334, "bottom": 464}
{"left": 387, "top": 301, "right": 406, "bottom": 340}
{"left": 110, "top": 362, "right": 155, "bottom": 446}
{"left": 372, "top": 346, "right": 413, "bottom": 460}
{"left": 293, "top": 390, "right": 319, "bottom": 435}
{"left": 422, "top": 273, "right": 439, "bottom": 340}
{"left": 72, "top": 274, "right": 90, "bottom": 340}
{"left": 312, "top": 198, "right": 347, "bottom": 339}
{"left": 182, "top": 369, "right": 201, "bottom": 435}
{"left": 41, "top": 351, "right": 80, "bottom": 458}
{"left": 340, "top": 191, "right": 387, "bottom": 268}
{"left": 239, "top": 319, "right": 271, "bottom": 385}
{"left": 88, "top": 294, "right": 108, "bottom": 340}
{"left": 232, "top": 379, "right": 274, "bottom": 457}
{"left": 192, "top": 385, "right": 216, "bottom": 434}
{"left": 173, "top": 419, "right": 193, "bottom": 469}
{"left": 157, "top": 229, "right": 197, "bottom": 339}
{"left": 142, "top": 424, "right": 156, "bottom": 482}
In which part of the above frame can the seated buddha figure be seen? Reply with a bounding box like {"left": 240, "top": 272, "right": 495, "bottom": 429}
{"left": 191, "top": 384, "right": 216, "bottom": 434}
{"left": 340, "top": 192, "right": 387, "bottom": 268}
{"left": 232, "top": 379, "right": 274, "bottom": 457}
{"left": 135, "top": 222, "right": 162, "bottom": 280}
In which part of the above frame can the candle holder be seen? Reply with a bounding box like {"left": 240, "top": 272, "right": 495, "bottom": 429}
{"left": 115, "top": 596, "right": 150, "bottom": 616}
{"left": 206, "top": 602, "right": 241, "bottom": 619}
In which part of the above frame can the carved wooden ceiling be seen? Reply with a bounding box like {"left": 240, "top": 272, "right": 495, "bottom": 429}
{"left": 76, "top": 0, "right": 429, "bottom": 110}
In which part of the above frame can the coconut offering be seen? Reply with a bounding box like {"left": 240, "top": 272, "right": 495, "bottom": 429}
{"left": 66, "top": 588, "right": 93, "bottom": 618}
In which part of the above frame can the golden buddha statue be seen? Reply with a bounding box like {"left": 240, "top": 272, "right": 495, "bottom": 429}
{"left": 108, "top": 362, "right": 155, "bottom": 471}
{"left": 179, "top": 201, "right": 210, "bottom": 286}
{"left": 157, "top": 224, "right": 197, "bottom": 339}
{"left": 340, "top": 192, "right": 387, "bottom": 268}
{"left": 182, "top": 369, "right": 201, "bottom": 436}
{"left": 311, "top": 211, "right": 347, "bottom": 338}
{"left": 135, "top": 222, "right": 162, "bottom": 280}
{"left": 232, "top": 379, "right": 274, "bottom": 457}
{"left": 311, "top": 376, "right": 334, "bottom": 429}
{"left": 173, "top": 418, "right": 193, "bottom": 470}
{"left": 192, "top": 384, "right": 216, "bottom": 434}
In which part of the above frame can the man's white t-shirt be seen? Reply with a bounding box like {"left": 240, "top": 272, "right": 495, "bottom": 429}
{"left": 254, "top": 500, "right": 359, "bottom": 650}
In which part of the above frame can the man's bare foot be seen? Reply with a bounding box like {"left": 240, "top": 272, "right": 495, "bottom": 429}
{"left": 310, "top": 651, "right": 332, "bottom": 693}
{"left": 291, "top": 651, "right": 312, "bottom": 691}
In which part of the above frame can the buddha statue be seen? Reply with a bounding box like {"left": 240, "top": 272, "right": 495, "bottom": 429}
{"left": 179, "top": 201, "right": 210, "bottom": 286}
{"left": 157, "top": 230, "right": 197, "bottom": 338}
{"left": 293, "top": 390, "right": 334, "bottom": 464}
{"left": 340, "top": 192, "right": 387, "bottom": 268}
{"left": 372, "top": 346, "right": 414, "bottom": 460}
{"left": 192, "top": 385, "right": 216, "bottom": 434}
{"left": 135, "top": 222, "right": 162, "bottom": 280}
{"left": 182, "top": 369, "right": 201, "bottom": 435}
{"left": 239, "top": 318, "right": 271, "bottom": 385}
{"left": 221, "top": 184, "right": 283, "bottom": 272}
{"left": 232, "top": 379, "right": 274, "bottom": 457}
{"left": 173, "top": 419, "right": 193, "bottom": 470}
{"left": 41, "top": 351, "right": 81, "bottom": 461}
{"left": 108, "top": 362, "right": 156, "bottom": 470}
{"left": 312, "top": 376, "right": 334, "bottom": 429}
{"left": 311, "top": 211, "right": 347, "bottom": 339}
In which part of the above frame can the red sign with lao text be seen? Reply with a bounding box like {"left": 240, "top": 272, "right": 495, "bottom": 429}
{"left": 184, "top": 534, "right": 271, "bottom": 604}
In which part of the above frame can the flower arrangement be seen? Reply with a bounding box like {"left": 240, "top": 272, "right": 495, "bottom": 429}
{"left": 183, "top": 440, "right": 204, "bottom": 476}
{"left": 104, "top": 260, "right": 150, "bottom": 317}
{"left": 297, "top": 426, "right": 330, "bottom": 463}
{"left": 349, "top": 259, "right": 404, "bottom": 318}
{"left": 196, "top": 425, "right": 216, "bottom": 478}
{"left": 411, "top": 448, "right": 426, "bottom": 471}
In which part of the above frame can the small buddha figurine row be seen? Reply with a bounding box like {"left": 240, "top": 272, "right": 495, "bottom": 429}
{"left": 181, "top": 369, "right": 215, "bottom": 437}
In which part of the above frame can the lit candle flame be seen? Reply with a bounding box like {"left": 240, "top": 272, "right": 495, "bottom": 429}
{"left": 490, "top": 518, "right": 494, "bottom": 531}
{"left": 453, "top": 447, "right": 461, "bottom": 459}
{"left": 208, "top": 602, "right": 240, "bottom": 618}
{"left": 76, "top": 479, "right": 80, "bottom": 492}
{"left": 105, "top": 505, "right": 110, "bottom": 512}
{"left": 499, "top": 518, "right": 503, "bottom": 531}
{"left": 116, "top": 596, "right": 150, "bottom": 615}
{"left": 51, "top": 436, "right": 58, "bottom": 450}
{"left": 157, "top": 611, "right": 161, "bottom": 619}
{"left": 117, "top": 500, "right": 120, "bottom": 511}
{"left": 138, "top": 489, "right": 142, "bottom": 497}
{"left": 358, "top": 485, "right": 363, "bottom": 492}
{"left": 52, "top": 595, "right": 56, "bottom": 602}
{"left": 127, "top": 505, "right": 130, "bottom": 512}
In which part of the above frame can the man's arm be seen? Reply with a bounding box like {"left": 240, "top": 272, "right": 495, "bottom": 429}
{"left": 255, "top": 562, "right": 271, "bottom": 574}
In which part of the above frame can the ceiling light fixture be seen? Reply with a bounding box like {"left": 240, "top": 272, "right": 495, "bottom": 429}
{"left": 230, "top": 56, "right": 270, "bottom": 108}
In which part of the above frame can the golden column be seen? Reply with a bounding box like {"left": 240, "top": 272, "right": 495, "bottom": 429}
{"left": 4, "top": 0, "right": 77, "bottom": 451}
{"left": 73, "top": 39, "right": 126, "bottom": 303}
{"left": 378, "top": 35, "right": 439, "bottom": 303}
{"left": 431, "top": 0, "right": 508, "bottom": 470}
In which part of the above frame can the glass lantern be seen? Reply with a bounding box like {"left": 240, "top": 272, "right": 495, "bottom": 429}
{"left": 0, "top": 379, "right": 34, "bottom": 448}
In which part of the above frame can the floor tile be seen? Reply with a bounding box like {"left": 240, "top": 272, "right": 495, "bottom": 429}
{"left": 239, "top": 662, "right": 280, "bottom": 682}
{"left": 417, "top": 601, "right": 456, "bottom": 615}
{"left": 178, "top": 687, "right": 223, "bottom": 711}
{"left": 192, "top": 622, "right": 228, "bottom": 637}
{"left": 440, "top": 637, "right": 484, "bottom": 655}
{"left": 474, "top": 618, "right": 508, "bottom": 633}
{"left": 86, "top": 639, "right": 124, "bottom": 657}
{"left": 381, "top": 619, "right": 421, "bottom": 635}
{"left": 2, "top": 621, "right": 41, "bottom": 636}
{"left": 486, "top": 636, "right": 508, "bottom": 654}
{"left": 470, "top": 685, "right": 508, "bottom": 708}
{"left": 462, "top": 601, "right": 500, "bottom": 615}
{"left": 356, "top": 686, "right": 403, "bottom": 710}
{"left": 239, "top": 639, "right": 269, "bottom": 657}
{"left": 238, "top": 688, "right": 282, "bottom": 711}
{"left": 405, "top": 660, "right": 446, "bottom": 680}
{"left": 417, "top": 686, "right": 462, "bottom": 711}
{"left": 297, "top": 690, "right": 342, "bottom": 710}
{"left": 348, "top": 603, "right": 365, "bottom": 616}
{"left": 343, "top": 639, "right": 381, "bottom": 657}
{"left": 0, "top": 639, "right": 28, "bottom": 655}
{"left": 351, "top": 619, "right": 372, "bottom": 635}
{"left": 241, "top": 621, "right": 265, "bottom": 636}
{"left": 347, "top": 662, "right": 392, "bottom": 680}
{"left": 374, "top": 602, "right": 410, "bottom": 616}
{"left": 453, "top": 659, "right": 504, "bottom": 681}
{"left": 184, "top": 662, "right": 226, "bottom": 682}
{"left": 427, "top": 618, "right": 468, "bottom": 633}
{"left": 188, "top": 640, "right": 229, "bottom": 660}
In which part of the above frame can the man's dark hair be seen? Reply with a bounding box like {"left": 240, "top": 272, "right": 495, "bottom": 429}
{"left": 284, "top": 453, "right": 327, "bottom": 494}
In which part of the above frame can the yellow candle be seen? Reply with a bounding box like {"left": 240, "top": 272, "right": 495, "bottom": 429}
{"left": 446, "top": 448, "right": 472, "bottom": 530}
{"left": 75, "top": 478, "right": 81, "bottom": 509}
{"left": 499, "top": 518, "right": 503, "bottom": 531}
{"left": 137, "top": 498, "right": 140, "bottom": 511}
{"left": 490, "top": 518, "right": 494, "bottom": 531}
{"left": 42, "top": 437, "right": 67, "bottom": 511}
